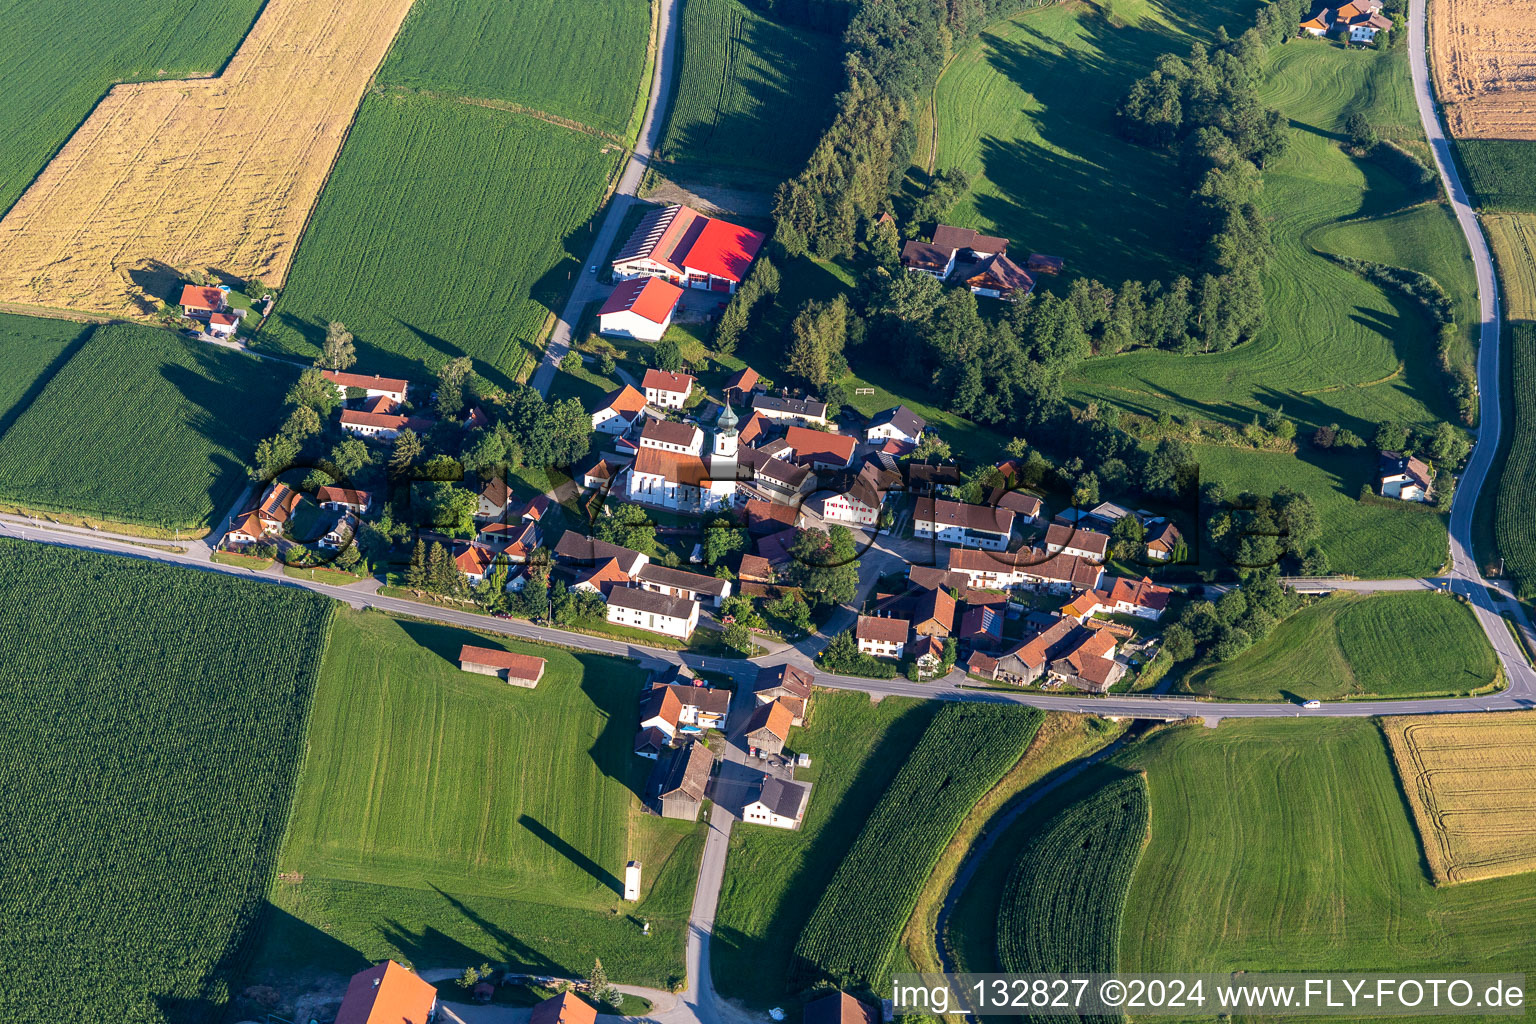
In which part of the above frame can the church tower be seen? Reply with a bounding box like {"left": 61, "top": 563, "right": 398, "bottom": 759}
{"left": 714, "top": 398, "right": 739, "bottom": 458}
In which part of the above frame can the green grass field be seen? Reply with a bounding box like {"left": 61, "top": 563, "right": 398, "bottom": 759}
{"left": 1193, "top": 444, "right": 1448, "bottom": 578}
{"left": 1115, "top": 720, "right": 1536, "bottom": 1023}
{"left": 1494, "top": 325, "right": 1536, "bottom": 594}
{"left": 378, "top": 0, "right": 651, "bottom": 136}
{"left": 712, "top": 691, "right": 940, "bottom": 1007}
{"left": 259, "top": 607, "right": 698, "bottom": 987}
{"left": 0, "top": 541, "right": 334, "bottom": 1023}
{"left": 0, "top": 311, "right": 89, "bottom": 435}
{"left": 928, "top": 0, "right": 1233, "bottom": 282}
{"left": 1176, "top": 591, "right": 1499, "bottom": 700}
{"left": 1456, "top": 139, "right": 1536, "bottom": 213}
{"left": 0, "top": 322, "right": 294, "bottom": 531}
{"left": 657, "top": 0, "right": 842, "bottom": 178}
{"left": 0, "top": 0, "right": 264, "bottom": 216}
{"left": 259, "top": 93, "right": 620, "bottom": 383}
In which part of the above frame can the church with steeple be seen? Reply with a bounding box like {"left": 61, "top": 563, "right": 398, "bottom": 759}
{"left": 626, "top": 399, "right": 749, "bottom": 512}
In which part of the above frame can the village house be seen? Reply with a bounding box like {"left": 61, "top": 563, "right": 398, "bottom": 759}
{"left": 962, "top": 252, "right": 1036, "bottom": 301}
{"left": 339, "top": 408, "right": 433, "bottom": 440}
{"left": 914, "top": 497, "right": 1015, "bottom": 550}
{"left": 476, "top": 476, "right": 512, "bottom": 519}
{"left": 723, "top": 365, "right": 761, "bottom": 404}
{"left": 856, "top": 614, "right": 910, "bottom": 659}
{"left": 1301, "top": 0, "right": 1390, "bottom": 40}
{"left": 636, "top": 562, "right": 732, "bottom": 608}
{"left": 1379, "top": 450, "right": 1433, "bottom": 502}
{"left": 905, "top": 462, "right": 961, "bottom": 495}
{"left": 318, "top": 511, "right": 357, "bottom": 551}
{"left": 737, "top": 552, "right": 776, "bottom": 584}
{"left": 743, "top": 698, "right": 793, "bottom": 755}
{"left": 611, "top": 203, "right": 766, "bottom": 294}
{"left": 651, "top": 681, "right": 732, "bottom": 730}
{"left": 784, "top": 425, "right": 856, "bottom": 470}
{"left": 608, "top": 586, "right": 700, "bottom": 639}
{"left": 555, "top": 533, "right": 650, "bottom": 576}
{"left": 752, "top": 664, "right": 813, "bottom": 725}
{"left": 579, "top": 451, "right": 632, "bottom": 491}
{"left": 911, "top": 634, "right": 947, "bottom": 677}
{"left": 745, "top": 496, "right": 802, "bottom": 534}
{"left": 1043, "top": 522, "right": 1110, "bottom": 562}
{"left": 643, "top": 368, "right": 695, "bottom": 410}
{"left": 739, "top": 446, "right": 814, "bottom": 502}
{"left": 751, "top": 393, "right": 828, "bottom": 428}
{"left": 736, "top": 409, "right": 769, "bottom": 446}
{"left": 206, "top": 310, "right": 240, "bottom": 339}
{"left": 179, "top": 284, "right": 227, "bottom": 318}
{"left": 1062, "top": 575, "right": 1173, "bottom": 622}
{"left": 1145, "top": 521, "right": 1184, "bottom": 560}
{"left": 958, "top": 604, "right": 1003, "bottom": 645}
{"left": 476, "top": 518, "right": 540, "bottom": 560}
{"left": 640, "top": 418, "right": 704, "bottom": 456}
{"left": 742, "top": 776, "right": 809, "bottom": 830}
{"left": 530, "top": 992, "right": 596, "bottom": 1024}
{"left": 591, "top": 384, "right": 650, "bottom": 435}
{"left": 457, "top": 644, "right": 547, "bottom": 687}
{"left": 317, "top": 485, "right": 371, "bottom": 514}
{"left": 911, "top": 587, "right": 957, "bottom": 638}
{"left": 453, "top": 543, "right": 499, "bottom": 584}
{"left": 813, "top": 463, "right": 885, "bottom": 526}
{"left": 947, "top": 546, "right": 1105, "bottom": 593}
{"left": 227, "top": 481, "right": 301, "bottom": 544}
{"left": 636, "top": 685, "right": 684, "bottom": 757}
{"left": 321, "top": 370, "right": 408, "bottom": 406}
{"left": 649, "top": 739, "right": 713, "bottom": 821}
{"left": 900, "top": 239, "right": 957, "bottom": 280}
{"left": 865, "top": 405, "right": 925, "bottom": 446}
{"left": 598, "top": 276, "right": 685, "bottom": 342}
{"left": 967, "top": 616, "right": 1078, "bottom": 685}
{"left": 804, "top": 992, "right": 881, "bottom": 1024}
{"left": 987, "top": 485, "right": 1044, "bottom": 524}
{"left": 334, "top": 960, "right": 437, "bottom": 1024}
{"left": 1048, "top": 628, "right": 1126, "bottom": 692}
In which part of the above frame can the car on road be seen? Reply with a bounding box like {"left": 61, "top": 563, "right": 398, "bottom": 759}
{"left": 1302, "top": 699, "right": 1322, "bottom": 709}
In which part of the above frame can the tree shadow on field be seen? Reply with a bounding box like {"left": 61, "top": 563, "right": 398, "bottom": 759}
{"left": 519, "top": 814, "right": 622, "bottom": 895}
{"left": 579, "top": 659, "right": 648, "bottom": 800}
{"left": 396, "top": 617, "right": 508, "bottom": 671}
{"left": 425, "top": 884, "right": 567, "bottom": 974}
{"left": 1371, "top": 723, "right": 1440, "bottom": 884}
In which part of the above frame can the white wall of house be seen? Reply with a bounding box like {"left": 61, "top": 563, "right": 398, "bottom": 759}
{"left": 646, "top": 387, "right": 689, "bottom": 409}
{"left": 821, "top": 496, "right": 878, "bottom": 525}
{"left": 608, "top": 600, "right": 699, "bottom": 638}
{"left": 741, "top": 801, "right": 800, "bottom": 829}
{"left": 866, "top": 423, "right": 921, "bottom": 444}
{"left": 913, "top": 520, "right": 1009, "bottom": 550}
{"left": 857, "top": 637, "right": 905, "bottom": 659}
{"left": 600, "top": 308, "right": 671, "bottom": 342}
{"left": 592, "top": 409, "right": 638, "bottom": 434}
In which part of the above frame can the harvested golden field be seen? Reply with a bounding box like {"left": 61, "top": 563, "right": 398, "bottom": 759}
{"left": 1382, "top": 712, "right": 1536, "bottom": 883}
{"left": 1486, "top": 214, "right": 1536, "bottom": 320}
{"left": 0, "top": 0, "right": 415, "bottom": 317}
{"left": 1432, "top": 0, "right": 1536, "bottom": 138}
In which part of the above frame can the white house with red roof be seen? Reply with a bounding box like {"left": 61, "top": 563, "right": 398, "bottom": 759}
{"left": 322, "top": 370, "right": 408, "bottom": 405}
{"left": 599, "top": 277, "right": 685, "bottom": 342}
{"left": 206, "top": 311, "right": 240, "bottom": 339}
{"left": 340, "top": 409, "right": 433, "bottom": 440}
{"left": 642, "top": 369, "right": 694, "bottom": 409}
{"left": 612, "top": 204, "right": 766, "bottom": 294}
{"left": 591, "top": 384, "right": 650, "bottom": 434}
{"left": 179, "top": 284, "right": 227, "bottom": 318}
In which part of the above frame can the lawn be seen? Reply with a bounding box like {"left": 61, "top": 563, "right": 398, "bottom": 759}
{"left": 0, "top": 322, "right": 295, "bottom": 533}
{"left": 257, "top": 607, "right": 700, "bottom": 989}
{"left": 0, "top": 540, "right": 334, "bottom": 1024}
{"left": 712, "top": 690, "right": 940, "bottom": 1007}
{"left": 1176, "top": 591, "right": 1499, "bottom": 700}
{"left": 0, "top": 311, "right": 89, "bottom": 435}
{"left": 257, "top": 93, "right": 621, "bottom": 384}
{"left": 377, "top": 0, "right": 651, "bottom": 136}
{"left": 1193, "top": 444, "right": 1447, "bottom": 578}
{"left": 657, "top": 0, "right": 843, "bottom": 179}
{"left": 0, "top": 0, "right": 265, "bottom": 216}
{"left": 1115, "top": 719, "right": 1536, "bottom": 1023}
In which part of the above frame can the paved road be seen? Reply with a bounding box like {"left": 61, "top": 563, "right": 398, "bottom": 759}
{"left": 529, "top": 0, "right": 681, "bottom": 396}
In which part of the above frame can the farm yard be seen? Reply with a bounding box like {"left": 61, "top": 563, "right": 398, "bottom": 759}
{"left": 0, "top": 541, "right": 334, "bottom": 1024}
{"left": 1117, "top": 720, "right": 1536, "bottom": 1022}
{"left": 259, "top": 608, "right": 700, "bottom": 990}
{"left": 0, "top": 0, "right": 264, "bottom": 217}
{"left": 997, "top": 769, "right": 1148, "bottom": 976}
{"left": 378, "top": 0, "right": 652, "bottom": 138}
{"left": 656, "top": 0, "right": 843, "bottom": 180}
{"left": 1431, "top": 0, "right": 1536, "bottom": 139}
{"left": 1174, "top": 591, "right": 1500, "bottom": 701}
{"left": 1382, "top": 712, "right": 1536, "bottom": 884}
{"left": 790, "top": 704, "right": 1042, "bottom": 994}
{"left": 0, "top": 0, "right": 416, "bottom": 317}
{"left": 0, "top": 323, "right": 295, "bottom": 533}
{"left": 257, "top": 93, "right": 621, "bottom": 383}
{"left": 712, "top": 692, "right": 940, "bottom": 1007}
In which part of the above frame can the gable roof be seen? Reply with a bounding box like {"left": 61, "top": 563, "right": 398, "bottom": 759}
{"left": 317, "top": 485, "right": 370, "bottom": 507}
{"left": 641, "top": 418, "right": 703, "bottom": 448}
{"left": 907, "top": 565, "right": 971, "bottom": 593}
{"left": 751, "top": 775, "right": 808, "bottom": 818}
{"left": 932, "top": 224, "right": 1009, "bottom": 253}
{"left": 745, "top": 498, "right": 800, "bottom": 533}
{"left": 596, "top": 384, "right": 648, "bottom": 418}
{"left": 804, "top": 992, "right": 881, "bottom": 1024}
{"left": 637, "top": 561, "right": 731, "bottom": 597}
{"left": 756, "top": 527, "right": 797, "bottom": 566}
{"left": 987, "top": 486, "right": 1042, "bottom": 518}
{"left": 685, "top": 216, "right": 767, "bottom": 283}
{"left": 209, "top": 311, "right": 238, "bottom": 327}
{"left": 958, "top": 604, "right": 1002, "bottom": 640}
{"left": 1105, "top": 575, "right": 1173, "bottom": 613}
{"left": 724, "top": 366, "right": 760, "bottom": 395}
{"left": 1379, "top": 450, "right": 1432, "bottom": 490}
{"left": 744, "top": 697, "right": 793, "bottom": 740}
{"left": 1146, "top": 521, "right": 1182, "bottom": 553}
{"left": 479, "top": 474, "right": 512, "bottom": 509}
{"left": 458, "top": 644, "right": 546, "bottom": 681}
{"left": 657, "top": 740, "right": 713, "bottom": 801}
{"left": 454, "top": 543, "right": 496, "bottom": 576}
{"left": 530, "top": 992, "right": 598, "bottom": 1024}
{"left": 738, "top": 553, "right": 774, "bottom": 582}
{"left": 915, "top": 496, "right": 1014, "bottom": 535}
{"left": 856, "top": 614, "right": 910, "bottom": 644}
{"left": 335, "top": 961, "right": 436, "bottom": 1024}
{"left": 642, "top": 368, "right": 695, "bottom": 395}
{"left": 322, "top": 370, "right": 409, "bottom": 394}
{"left": 553, "top": 533, "right": 648, "bottom": 575}
{"left": 737, "top": 409, "right": 768, "bottom": 445}
{"left": 339, "top": 409, "right": 434, "bottom": 432}
{"left": 1013, "top": 616, "right": 1080, "bottom": 670}
{"left": 179, "top": 284, "right": 224, "bottom": 310}
{"left": 600, "top": 276, "right": 684, "bottom": 324}
{"left": 913, "top": 586, "right": 957, "bottom": 632}
{"left": 785, "top": 425, "right": 856, "bottom": 464}
{"left": 868, "top": 405, "right": 926, "bottom": 437}
{"left": 1044, "top": 522, "right": 1110, "bottom": 557}
{"left": 964, "top": 252, "right": 1036, "bottom": 295}
{"left": 753, "top": 393, "right": 827, "bottom": 419}
{"left": 947, "top": 546, "right": 1103, "bottom": 589}
{"left": 900, "top": 240, "right": 952, "bottom": 273}
{"left": 639, "top": 684, "right": 685, "bottom": 729}
{"left": 610, "top": 585, "right": 697, "bottom": 620}
{"left": 754, "top": 663, "right": 814, "bottom": 699}
{"left": 632, "top": 446, "right": 712, "bottom": 487}
{"left": 657, "top": 682, "right": 732, "bottom": 715}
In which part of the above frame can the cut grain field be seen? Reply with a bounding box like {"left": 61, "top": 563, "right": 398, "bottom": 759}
{"left": 259, "top": 93, "right": 620, "bottom": 382}
{"left": 1431, "top": 0, "right": 1536, "bottom": 138}
{"left": 1383, "top": 712, "right": 1536, "bottom": 884}
{"left": 0, "top": 322, "right": 295, "bottom": 533}
{"left": 0, "top": 0, "right": 416, "bottom": 317}
{"left": 0, "top": 541, "right": 334, "bottom": 1024}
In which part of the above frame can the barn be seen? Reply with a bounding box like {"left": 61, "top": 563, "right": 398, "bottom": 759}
{"left": 611, "top": 203, "right": 766, "bottom": 294}
{"left": 598, "top": 277, "right": 684, "bottom": 342}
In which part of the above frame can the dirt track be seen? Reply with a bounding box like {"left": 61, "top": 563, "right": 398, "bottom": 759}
{"left": 0, "top": 0, "right": 415, "bottom": 316}
{"left": 1432, "top": 0, "right": 1536, "bottom": 138}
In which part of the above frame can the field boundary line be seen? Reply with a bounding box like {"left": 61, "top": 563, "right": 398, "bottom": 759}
{"left": 396, "top": 88, "right": 629, "bottom": 145}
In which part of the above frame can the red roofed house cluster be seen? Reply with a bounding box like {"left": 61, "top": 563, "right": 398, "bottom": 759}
{"left": 898, "top": 225, "right": 1043, "bottom": 301}
{"left": 612, "top": 203, "right": 766, "bottom": 294}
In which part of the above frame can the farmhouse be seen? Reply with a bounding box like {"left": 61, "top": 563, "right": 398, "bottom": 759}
{"left": 335, "top": 960, "right": 437, "bottom": 1024}
{"left": 744, "top": 698, "right": 794, "bottom": 755}
{"left": 254, "top": 481, "right": 301, "bottom": 534}
{"left": 457, "top": 644, "right": 547, "bottom": 687}
{"left": 785, "top": 425, "right": 856, "bottom": 469}
{"left": 753, "top": 664, "right": 813, "bottom": 724}
{"left": 972, "top": 617, "right": 1078, "bottom": 685}
{"left": 1043, "top": 522, "right": 1110, "bottom": 561}
{"left": 1300, "top": 0, "right": 1389, "bottom": 40}
{"left": 724, "top": 365, "right": 761, "bottom": 403}
{"left": 317, "top": 485, "right": 371, "bottom": 513}
{"left": 649, "top": 739, "right": 713, "bottom": 820}
{"left": 1062, "top": 576, "right": 1172, "bottom": 622}
{"left": 743, "top": 776, "right": 809, "bottom": 830}
{"left": 530, "top": 992, "right": 598, "bottom": 1024}
{"left": 813, "top": 464, "right": 885, "bottom": 526}
{"left": 637, "top": 562, "right": 732, "bottom": 608}
{"left": 640, "top": 418, "right": 704, "bottom": 455}
{"left": 179, "top": 284, "right": 227, "bottom": 317}
{"left": 804, "top": 992, "right": 881, "bottom": 1024}
{"left": 1048, "top": 628, "right": 1125, "bottom": 692}
{"left": 1145, "top": 522, "right": 1183, "bottom": 560}
{"left": 901, "top": 225, "right": 1008, "bottom": 278}
{"left": 752, "top": 393, "right": 828, "bottom": 427}
{"left": 643, "top": 368, "right": 695, "bottom": 409}
{"left": 947, "top": 547, "right": 1104, "bottom": 593}
{"left": 911, "top": 587, "right": 957, "bottom": 638}
{"left": 652, "top": 681, "right": 732, "bottom": 730}
{"left": 453, "top": 543, "right": 499, "bottom": 584}
{"left": 317, "top": 510, "right": 357, "bottom": 551}
{"left": 1379, "top": 450, "right": 1433, "bottom": 502}
{"left": 554, "top": 533, "right": 650, "bottom": 577}
{"left": 637, "top": 686, "right": 684, "bottom": 750}
{"left": 962, "top": 253, "right": 1035, "bottom": 300}
{"left": 612, "top": 203, "right": 766, "bottom": 293}
{"left": 914, "top": 497, "right": 1014, "bottom": 550}
{"left": 322, "top": 370, "right": 408, "bottom": 405}
{"left": 987, "top": 486, "right": 1043, "bottom": 523}
{"left": 591, "top": 384, "right": 649, "bottom": 434}
{"left": 856, "top": 614, "right": 909, "bottom": 658}
{"left": 958, "top": 604, "right": 1003, "bottom": 644}
{"left": 865, "top": 405, "right": 925, "bottom": 445}
{"left": 598, "top": 276, "right": 685, "bottom": 341}
{"left": 607, "top": 586, "right": 700, "bottom": 638}
{"left": 338, "top": 408, "right": 433, "bottom": 440}
{"left": 477, "top": 476, "right": 513, "bottom": 520}
{"left": 476, "top": 519, "right": 540, "bottom": 560}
